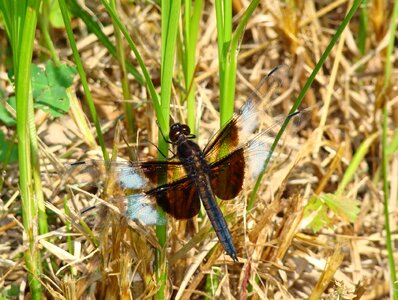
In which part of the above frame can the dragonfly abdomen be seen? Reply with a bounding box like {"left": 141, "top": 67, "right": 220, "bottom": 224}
{"left": 197, "top": 174, "right": 238, "bottom": 262}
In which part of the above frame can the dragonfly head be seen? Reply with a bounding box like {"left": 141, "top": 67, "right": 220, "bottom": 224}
{"left": 169, "top": 123, "right": 191, "bottom": 143}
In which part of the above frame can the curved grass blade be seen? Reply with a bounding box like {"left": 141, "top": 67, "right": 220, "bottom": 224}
{"left": 248, "top": 0, "right": 364, "bottom": 210}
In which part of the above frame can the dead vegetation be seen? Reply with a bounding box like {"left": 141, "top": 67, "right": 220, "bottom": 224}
{"left": 1, "top": 0, "right": 397, "bottom": 299}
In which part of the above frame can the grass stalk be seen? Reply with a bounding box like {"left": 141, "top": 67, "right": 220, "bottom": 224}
{"left": 183, "top": 0, "right": 203, "bottom": 133}
{"left": 9, "top": 0, "right": 44, "bottom": 298}
{"left": 109, "top": 0, "right": 135, "bottom": 139}
{"left": 220, "top": 0, "right": 260, "bottom": 124}
{"left": 28, "top": 92, "right": 48, "bottom": 235}
{"left": 38, "top": 0, "right": 60, "bottom": 65}
{"left": 68, "top": 0, "right": 144, "bottom": 84}
{"left": 215, "top": 0, "right": 261, "bottom": 125}
{"left": 336, "top": 133, "right": 378, "bottom": 195}
{"left": 248, "top": 0, "right": 364, "bottom": 210}
{"left": 100, "top": 0, "right": 162, "bottom": 127}
{"left": 58, "top": 0, "right": 109, "bottom": 161}
{"left": 358, "top": 0, "right": 368, "bottom": 55}
{"left": 154, "top": 2, "right": 181, "bottom": 297}
{"left": 380, "top": 0, "right": 398, "bottom": 297}
{"left": 214, "top": 0, "right": 231, "bottom": 124}
{"left": 381, "top": 103, "right": 398, "bottom": 299}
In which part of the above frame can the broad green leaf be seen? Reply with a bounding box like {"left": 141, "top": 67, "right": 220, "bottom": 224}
{"left": 45, "top": 60, "right": 76, "bottom": 87}
{"left": 35, "top": 85, "right": 69, "bottom": 117}
{"left": 30, "top": 61, "right": 76, "bottom": 117}
{"left": 31, "top": 63, "right": 48, "bottom": 99}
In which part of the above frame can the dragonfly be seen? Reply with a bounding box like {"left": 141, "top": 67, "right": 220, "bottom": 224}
{"left": 70, "top": 66, "right": 302, "bottom": 262}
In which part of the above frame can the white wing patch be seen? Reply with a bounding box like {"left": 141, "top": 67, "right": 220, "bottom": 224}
{"left": 117, "top": 166, "right": 147, "bottom": 189}
{"left": 127, "top": 194, "right": 166, "bottom": 225}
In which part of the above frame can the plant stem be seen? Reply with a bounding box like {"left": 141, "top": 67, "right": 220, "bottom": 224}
{"left": 14, "top": 0, "right": 43, "bottom": 298}
{"left": 110, "top": 0, "right": 135, "bottom": 139}
{"left": 381, "top": 0, "right": 398, "bottom": 297}
{"left": 248, "top": 0, "right": 364, "bottom": 210}
{"left": 58, "top": 0, "right": 109, "bottom": 160}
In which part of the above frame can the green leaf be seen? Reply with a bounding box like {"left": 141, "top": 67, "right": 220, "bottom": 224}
{"left": 45, "top": 60, "right": 76, "bottom": 87}
{"left": 49, "top": 0, "right": 65, "bottom": 28}
{"left": 35, "top": 85, "right": 69, "bottom": 117}
{"left": 30, "top": 61, "right": 77, "bottom": 117}
{"left": 322, "top": 193, "right": 361, "bottom": 223}
{"left": 0, "top": 282, "right": 20, "bottom": 298}
{"left": 304, "top": 194, "right": 360, "bottom": 233}
{"left": 0, "top": 131, "right": 18, "bottom": 163}
{"left": 31, "top": 64, "right": 49, "bottom": 99}
{"left": 304, "top": 196, "right": 333, "bottom": 233}
{"left": 0, "top": 96, "right": 16, "bottom": 126}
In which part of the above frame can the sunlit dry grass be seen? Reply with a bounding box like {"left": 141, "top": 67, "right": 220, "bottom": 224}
{"left": 1, "top": 0, "right": 397, "bottom": 299}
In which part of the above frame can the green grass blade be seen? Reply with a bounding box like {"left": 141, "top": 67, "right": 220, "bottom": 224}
{"left": 100, "top": 0, "right": 162, "bottom": 128}
{"left": 382, "top": 105, "right": 398, "bottom": 299}
{"left": 220, "top": 0, "right": 260, "bottom": 125}
{"left": 358, "top": 0, "right": 368, "bottom": 54}
{"left": 109, "top": 0, "right": 135, "bottom": 139}
{"left": 214, "top": 0, "right": 226, "bottom": 114}
{"left": 58, "top": 0, "right": 109, "bottom": 160}
{"left": 248, "top": 0, "right": 364, "bottom": 210}
{"left": 183, "top": 0, "right": 203, "bottom": 132}
{"left": 154, "top": 2, "right": 181, "bottom": 298}
{"left": 380, "top": 0, "right": 398, "bottom": 296}
{"left": 67, "top": 0, "right": 144, "bottom": 84}
{"left": 38, "top": 0, "right": 60, "bottom": 65}
{"left": 336, "top": 133, "right": 377, "bottom": 195}
{"left": 12, "top": 0, "right": 44, "bottom": 298}
{"left": 28, "top": 92, "right": 48, "bottom": 235}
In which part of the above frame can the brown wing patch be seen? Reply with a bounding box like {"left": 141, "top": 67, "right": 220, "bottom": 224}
{"left": 148, "top": 177, "right": 201, "bottom": 219}
{"left": 209, "top": 148, "right": 245, "bottom": 200}
{"left": 139, "top": 161, "right": 187, "bottom": 185}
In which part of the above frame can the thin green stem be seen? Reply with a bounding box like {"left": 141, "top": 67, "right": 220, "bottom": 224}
{"left": 28, "top": 91, "right": 48, "bottom": 235}
{"left": 100, "top": 0, "right": 162, "bottom": 129}
{"left": 109, "top": 0, "right": 135, "bottom": 139}
{"left": 214, "top": 1, "right": 223, "bottom": 107}
{"left": 358, "top": 0, "right": 368, "bottom": 55}
{"left": 218, "top": 0, "right": 233, "bottom": 124}
{"left": 67, "top": 0, "right": 144, "bottom": 84}
{"left": 184, "top": 0, "right": 203, "bottom": 133}
{"left": 248, "top": 0, "right": 364, "bottom": 210}
{"left": 220, "top": 0, "right": 260, "bottom": 125}
{"left": 336, "top": 133, "right": 378, "bottom": 195}
{"left": 13, "top": 0, "right": 43, "bottom": 298}
{"left": 154, "top": 2, "right": 181, "bottom": 298}
{"left": 381, "top": 0, "right": 398, "bottom": 297}
{"left": 223, "top": 1, "right": 232, "bottom": 41}
{"left": 38, "top": 0, "right": 60, "bottom": 65}
{"left": 382, "top": 105, "right": 398, "bottom": 298}
{"left": 58, "top": 0, "right": 109, "bottom": 160}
